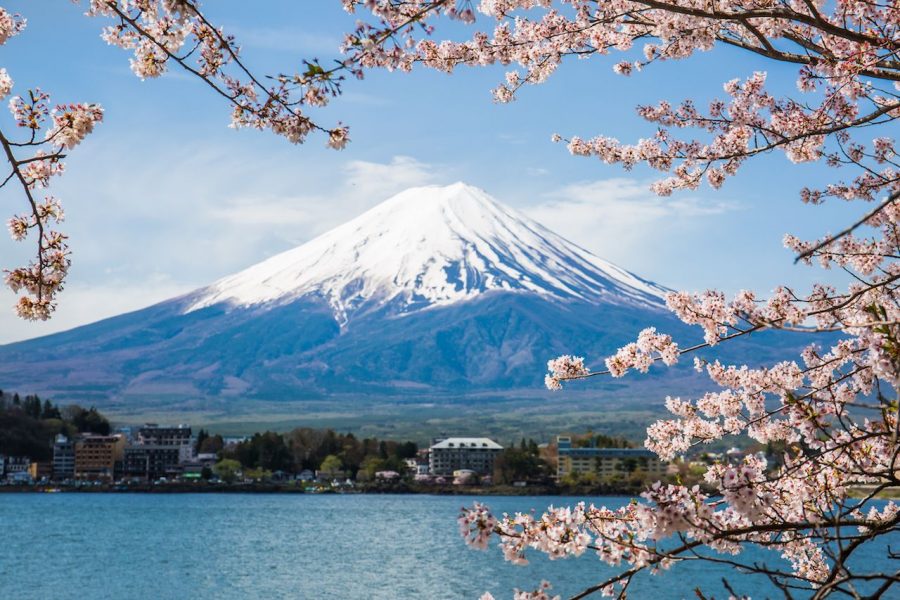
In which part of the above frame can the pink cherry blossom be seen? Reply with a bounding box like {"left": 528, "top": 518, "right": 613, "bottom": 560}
{"left": 0, "top": 68, "right": 12, "bottom": 99}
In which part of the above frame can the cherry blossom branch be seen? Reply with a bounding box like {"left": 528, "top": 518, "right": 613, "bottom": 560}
{"left": 88, "top": 0, "right": 349, "bottom": 147}
{"left": 794, "top": 190, "right": 900, "bottom": 264}
{"left": 569, "top": 514, "right": 900, "bottom": 599}
{"left": 632, "top": 0, "right": 897, "bottom": 50}
{"left": 0, "top": 9, "right": 107, "bottom": 318}
{"left": 0, "top": 127, "right": 48, "bottom": 303}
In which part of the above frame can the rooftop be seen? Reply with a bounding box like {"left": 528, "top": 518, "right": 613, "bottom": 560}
{"left": 430, "top": 438, "right": 503, "bottom": 450}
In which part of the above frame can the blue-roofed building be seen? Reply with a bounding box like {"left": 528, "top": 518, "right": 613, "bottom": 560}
{"left": 556, "top": 436, "right": 666, "bottom": 480}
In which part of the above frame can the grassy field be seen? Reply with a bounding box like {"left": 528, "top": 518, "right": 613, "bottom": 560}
{"left": 103, "top": 390, "right": 669, "bottom": 445}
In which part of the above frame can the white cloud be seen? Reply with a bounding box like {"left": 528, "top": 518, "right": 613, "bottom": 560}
{"left": 343, "top": 155, "right": 438, "bottom": 199}
{"left": 535, "top": 178, "right": 736, "bottom": 218}
{"left": 0, "top": 149, "right": 446, "bottom": 344}
{"left": 497, "top": 133, "right": 528, "bottom": 145}
{"left": 0, "top": 275, "right": 193, "bottom": 345}
{"left": 209, "top": 197, "right": 317, "bottom": 228}
{"left": 224, "top": 25, "right": 342, "bottom": 55}
{"left": 524, "top": 178, "right": 740, "bottom": 278}
{"left": 206, "top": 155, "right": 440, "bottom": 232}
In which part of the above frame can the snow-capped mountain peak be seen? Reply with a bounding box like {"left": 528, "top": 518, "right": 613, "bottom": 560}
{"left": 186, "top": 182, "right": 666, "bottom": 323}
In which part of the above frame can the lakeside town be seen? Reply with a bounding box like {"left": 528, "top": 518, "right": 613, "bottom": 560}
{"left": 0, "top": 390, "right": 765, "bottom": 494}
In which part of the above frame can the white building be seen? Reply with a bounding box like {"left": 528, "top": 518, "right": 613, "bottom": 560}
{"left": 136, "top": 424, "right": 194, "bottom": 464}
{"left": 429, "top": 438, "right": 503, "bottom": 476}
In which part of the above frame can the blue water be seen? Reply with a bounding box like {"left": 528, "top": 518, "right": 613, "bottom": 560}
{"left": 0, "top": 493, "right": 895, "bottom": 599}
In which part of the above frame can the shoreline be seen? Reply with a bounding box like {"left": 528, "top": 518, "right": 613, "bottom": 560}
{"left": 0, "top": 482, "right": 638, "bottom": 496}
{"left": 4, "top": 483, "right": 897, "bottom": 499}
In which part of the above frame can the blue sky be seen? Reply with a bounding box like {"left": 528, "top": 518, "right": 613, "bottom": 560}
{"left": 0, "top": 1, "right": 857, "bottom": 343}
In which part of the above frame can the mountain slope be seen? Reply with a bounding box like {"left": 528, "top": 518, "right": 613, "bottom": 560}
{"left": 0, "top": 183, "right": 766, "bottom": 409}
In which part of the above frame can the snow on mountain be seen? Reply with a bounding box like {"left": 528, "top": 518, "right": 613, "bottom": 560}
{"left": 187, "top": 182, "right": 666, "bottom": 324}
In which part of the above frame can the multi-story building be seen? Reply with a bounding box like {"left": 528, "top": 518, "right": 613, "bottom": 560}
{"left": 124, "top": 446, "right": 181, "bottom": 480}
{"left": 429, "top": 438, "right": 503, "bottom": 476}
{"left": 1, "top": 455, "right": 30, "bottom": 480}
{"left": 137, "top": 424, "right": 194, "bottom": 464}
{"left": 75, "top": 434, "right": 125, "bottom": 480}
{"left": 556, "top": 436, "right": 666, "bottom": 480}
{"left": 53, "top": 434, "right": 76, "bottom": 479}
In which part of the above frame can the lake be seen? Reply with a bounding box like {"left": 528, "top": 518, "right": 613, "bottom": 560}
{"left": 0, "top": 493, "right": 895, "bottom": 599}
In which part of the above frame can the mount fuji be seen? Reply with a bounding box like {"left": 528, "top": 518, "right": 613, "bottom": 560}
{"left": 0, "top": 183, "right": 743, "bottom": 412}
{"left": 188, "top": 182, "right": 667, "bottom": 320}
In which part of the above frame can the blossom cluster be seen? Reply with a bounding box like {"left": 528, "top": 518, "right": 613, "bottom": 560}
{"left": 604, "top": 327, "right": 679, "bottom": 377}
{"left": 479, "top": 581, "right": 561, "bottom": 600}
{"left": 458, "top": 501, "right": 497, "bottom": 550}
{"left": 47, "top": 103, "right": 104, "bottom": 149}
{"left": 0, "top": 5, "right": 24, "bottom": 45}
{"left": 544, "top": 354, "right": 589, "bottom": 390}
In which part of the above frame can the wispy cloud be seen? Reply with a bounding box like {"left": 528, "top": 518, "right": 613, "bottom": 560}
{"left": 524, "top": 178, "right": 740, "bottom": 278}
{"left": 535, "top": 178, "right": 737, "bottom": 218}
{"left": 208, "top": 197, "right": 318, "bottom": 228}
{"left": 0, "top": 147, "right": 446, "bottom": 343}
{"left": 497, "top": 133, "right": 528, "bottom": 145}
{"left": 343, "top": 155, "right": 438, "bottom": 198}
{"left": 207, "top": 155, "right": 440, "bottom": 232}
{"left": 224, "top": 25, "right": 342, "bottom": 55}
{"left": 0, "top": 275, "right": 193, "bottom": 345}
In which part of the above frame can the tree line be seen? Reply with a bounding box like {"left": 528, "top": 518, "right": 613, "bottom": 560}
{"left": 195, "top": 427, "right": 420, "bottom": 480}
{"left": 0, "top": 389, "right": 111, "bottom": 460}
